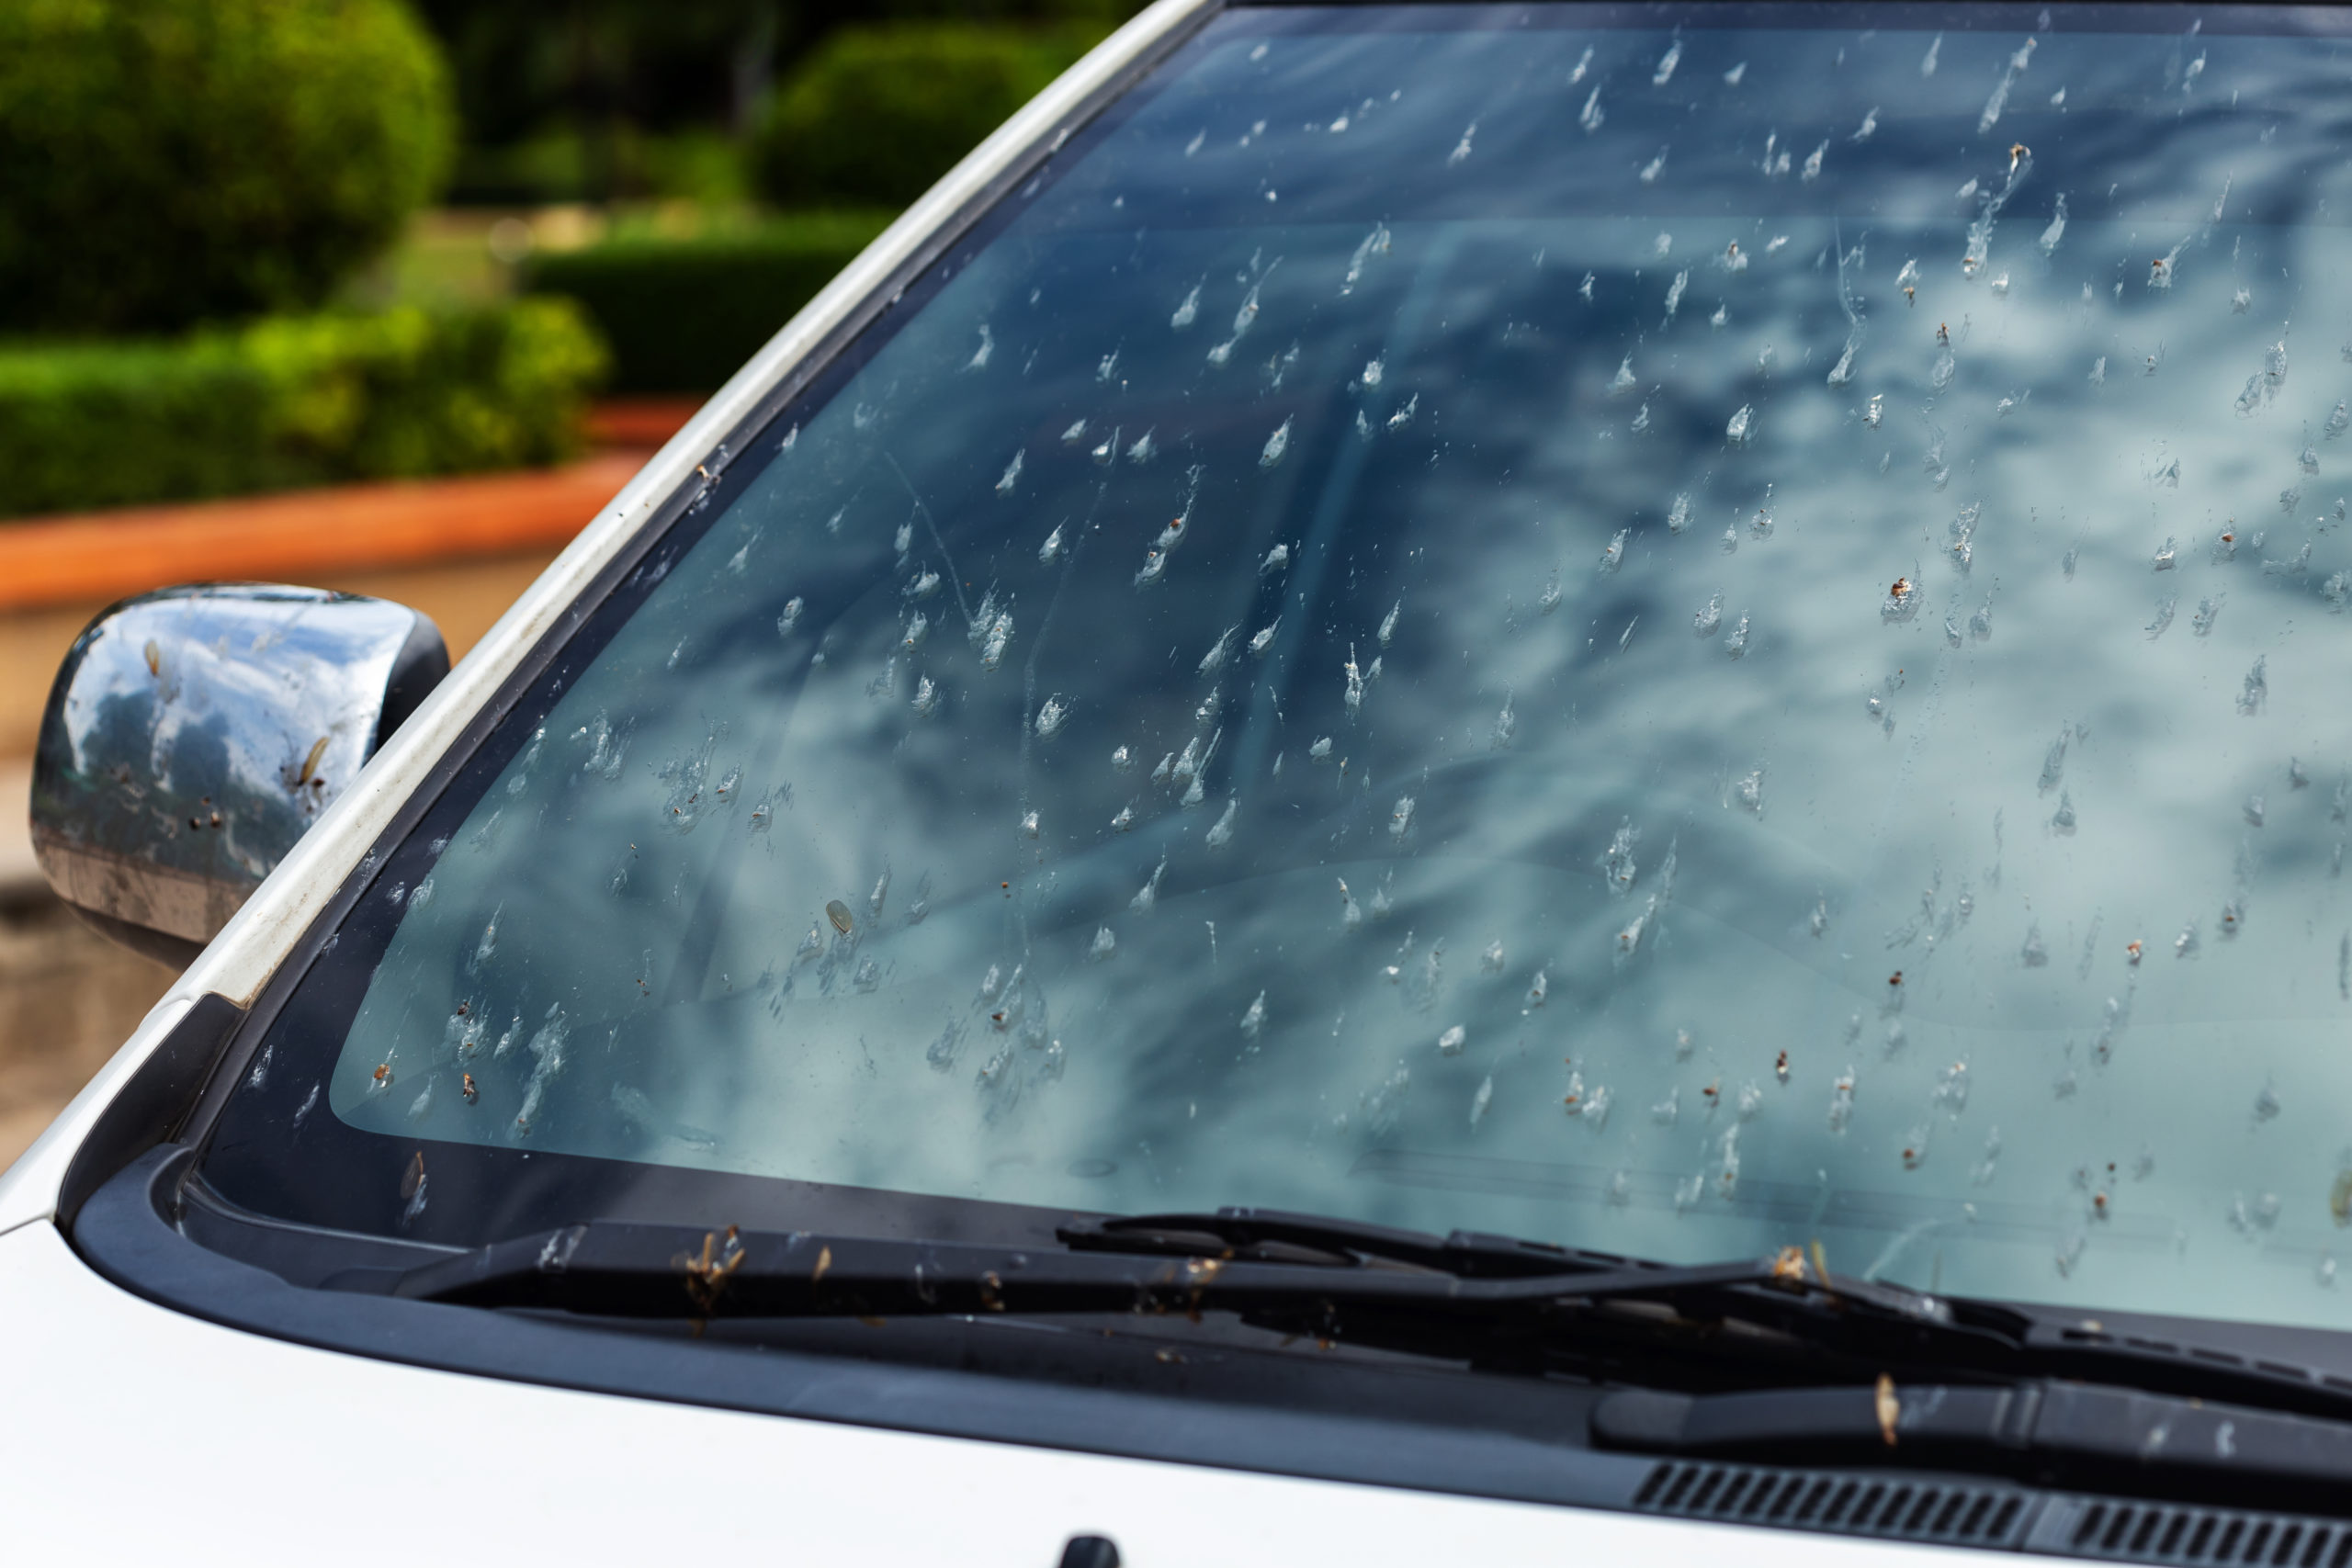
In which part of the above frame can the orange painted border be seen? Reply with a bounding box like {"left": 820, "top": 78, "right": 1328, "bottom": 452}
{"left": 0, "top": 451, "right": 652, "bottom": 614}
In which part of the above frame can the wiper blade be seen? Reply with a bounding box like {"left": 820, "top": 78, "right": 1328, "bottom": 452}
{"left": 1060, "top": 1205, "right": 1989, "bottom": 1332}
{"left": 1057, "top": 1204, "right": 1655, "bottom": 1276}
{"left": 382, "top": 1211, "right": 1983, "bottom": 1350}
{"left": 376, "top": 1210, "right": 2352, "bottom": 1422}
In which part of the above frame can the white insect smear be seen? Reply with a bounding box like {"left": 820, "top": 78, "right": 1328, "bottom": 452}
{"left": 1260, "top": 417, "right": 1293, "bottom": 468}
{"left": 1978, "top": 37, "right": 2034, "bottom": 132}
{"left": 2039, "top": 193, "right": 2068, "bottom": 256}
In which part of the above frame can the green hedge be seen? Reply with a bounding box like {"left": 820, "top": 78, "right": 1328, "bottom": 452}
{"left": 752, "top": 24, "right": 1099, "bottom": 209}
{"left": 0, "top": 300, "right": 608, "bottom": 519}
{"left": 0, "top": 0, "right": 456, "bottom": 336}
{"left": 524, "top": 211, "right": 894, "bottom": 393}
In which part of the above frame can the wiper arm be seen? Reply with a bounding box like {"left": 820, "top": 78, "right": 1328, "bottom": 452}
{"left": 1056, "top": 1204, "right": 1662, "bottom": 1277}
{"left": 377, "top": 1210, "right": 2352, "bottom": 1424}
{"left": 380, "top": 1211, "right": 1988, "bottom": 1358}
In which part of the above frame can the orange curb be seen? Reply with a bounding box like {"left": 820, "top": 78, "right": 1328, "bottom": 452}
{"left": 584, "top": 398, "right": 704, "bottom": 448}
{"left": 0, "top": 450, "right": 653, "bottom": 614}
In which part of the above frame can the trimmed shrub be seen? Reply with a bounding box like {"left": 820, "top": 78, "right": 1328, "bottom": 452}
{"left": 752, "top": 24, "right": 1098, "bottom": 209}
{"left": 524, "top": 211, "right": 894, "bottom": 393}
{"left": 0, "top": 0, "right": 456, "bottom": 334}
{"left": 0, "top": 300, "right": 609, "bottom": 518}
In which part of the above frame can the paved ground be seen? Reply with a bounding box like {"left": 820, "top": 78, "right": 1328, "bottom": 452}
{"left": 0, "top": 889, "right": 176, "bottom": 1169}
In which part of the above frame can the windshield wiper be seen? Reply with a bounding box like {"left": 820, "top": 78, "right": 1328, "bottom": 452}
{"left": 380, "top": 1209, "right": 2000, "bottom": 1365}
{"left": 375, "top": 1208, "right": 2352, "bottom": 1425}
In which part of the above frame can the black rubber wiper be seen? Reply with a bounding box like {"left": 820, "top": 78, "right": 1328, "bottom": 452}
{"left": 381, "top": 1209, "right": 1993, "bottom": 1356}
{"left": 376, "top": 1208, "right": 2352, "bottom": 1424}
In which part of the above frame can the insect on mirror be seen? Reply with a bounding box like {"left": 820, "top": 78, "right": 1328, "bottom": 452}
{"left": 31, "top": 583, "right": 449, "bottom": 964}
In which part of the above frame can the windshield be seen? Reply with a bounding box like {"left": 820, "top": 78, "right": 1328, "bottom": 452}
{"left": 207, "top": 2, "right": 2352, "bottom": 1334}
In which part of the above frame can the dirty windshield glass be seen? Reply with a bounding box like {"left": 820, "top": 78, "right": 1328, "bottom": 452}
{"left": 220, "top": 4, "right": 2352, "bottom": 1331}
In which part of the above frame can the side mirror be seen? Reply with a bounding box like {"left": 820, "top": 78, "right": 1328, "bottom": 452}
{"left": 31, "top": 584, "right": 448, "bottom": 964}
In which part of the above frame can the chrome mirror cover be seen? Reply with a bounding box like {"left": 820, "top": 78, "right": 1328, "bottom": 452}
{"left": 31, "top": 583, "right": 447, "bottom": 963}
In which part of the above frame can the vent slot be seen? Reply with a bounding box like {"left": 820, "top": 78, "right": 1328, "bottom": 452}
{"left": 1634, "top": 1464, "right": 2352, "bottom": 1566}
{"left": 2053, "top": 1502, "right": 2352, "bottom": 1567}
{"left": 1634, "top": 1463, "right": 2032, "bottom": 1551}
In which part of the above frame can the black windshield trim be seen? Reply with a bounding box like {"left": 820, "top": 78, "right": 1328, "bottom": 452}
{"left": 84, "top": 1147, "right": 1675, "bottom": 1516}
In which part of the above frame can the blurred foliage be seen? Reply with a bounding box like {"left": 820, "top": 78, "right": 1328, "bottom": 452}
{"left": 524, "top": 210, "right": 892, "bottom": 392}
{"left": 752, "top": 23, "right": 1100, "bottom": 208}
{"left": 0, "top": 301, "right": 607, "bottom": 518}
{"left": 0, "top": 0, "right": 457, "bottom": 335}
{"left": 416, "top": 0, "right": 1139, "bottom": 205}
{"left": 458, "top": 128, "right": 762, "bottom": 209}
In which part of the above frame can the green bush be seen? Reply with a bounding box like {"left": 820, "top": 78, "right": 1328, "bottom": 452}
{"left": 524, "top": 211, "right": 894, "bottom": 393}
{"left": 0, "top": 0, "right": 457, "bottom": 334}
{"left": 0, "top": 300, "right": 609, "bottom": 518}
{"left": 752, "top": 24, "right": 1099, "bottom": 209}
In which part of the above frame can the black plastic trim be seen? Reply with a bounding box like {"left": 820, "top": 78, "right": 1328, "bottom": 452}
{"left": 375, "top": 610, "right": 451, "bottom": 750}
{"left": 56, "top": 994, "right": 243, "bottom": 1228}
{"left": 74, "top": 1146, "right": 1665, "bottom": 1516}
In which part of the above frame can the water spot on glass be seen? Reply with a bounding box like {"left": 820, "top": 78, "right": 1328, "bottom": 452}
{"left": 1732, "top": 767, "right": 1765, "bottom": 815}
{"left": 1724, "top": 614, "right": 1751, "bottom": 659}
{"left": 1589, "top": 818, "right": 1640, "bottom": 901}
{"left": 1977, "top": 37, "right": 2036, "bottom": 135}
{"left": 977, "top": 609, "right": 1014, "bottom": 670}
{"left": 1260, "top": 417, "right": 1293, "bottom": 468}
{"left": 1487, "top": 691, "right": 1518, "bottom": 750}
{"left": 1167, "top": 280, "right": 1204, "bottom": 333}
{"left": 2043, "top": 789, "right": 2077, "bottom": 836}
